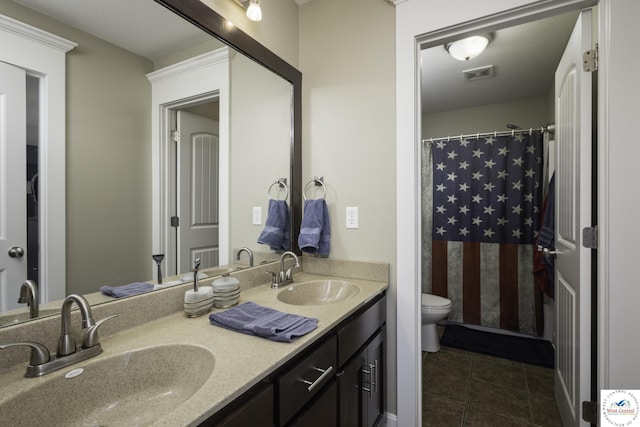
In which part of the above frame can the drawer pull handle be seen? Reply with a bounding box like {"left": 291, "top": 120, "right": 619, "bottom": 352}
{"left": 300, "top": 365, "right": 334, "bottom": 392}
{"left": 362, "top": 364, "right": 375, "bottom": 399}
{"left": 372, "top": 359, "right": 378, "bottom": 393}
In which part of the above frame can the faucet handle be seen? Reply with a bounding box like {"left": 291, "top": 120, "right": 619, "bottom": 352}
{"left": 266, "top": 271, "right": 279, "bottom": 288}
{"left": 82, "top": 314, "right": 118, "bottom": 349}
{"left": 0, "top": 341, "right": 50, "bottom": 365}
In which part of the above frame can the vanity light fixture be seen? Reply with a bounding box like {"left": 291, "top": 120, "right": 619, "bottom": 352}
{"left": 246, "top": 0, "right": 263, "bottom": 22}
{"left": 233, "top": 0, "right": 263, "bottom": 22}
{"left": 445, "top": 34, "right": 492, "bottom": 61}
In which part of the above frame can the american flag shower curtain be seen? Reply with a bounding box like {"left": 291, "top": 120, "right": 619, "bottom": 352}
{"left": 421, "top": 131, "right": 545, "bottom": 336}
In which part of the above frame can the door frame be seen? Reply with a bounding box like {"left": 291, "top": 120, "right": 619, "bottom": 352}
{"left": 167, "top": 95, "right": 223, "bottom": 275}
{"left": 0, "top": 15, "right": 75, "bottom": 305}
{"left": 395, "top": 0, "right": 604, "bottom": 425}
{"left": 148, "top": 47, "right": 230, "bottom": 279}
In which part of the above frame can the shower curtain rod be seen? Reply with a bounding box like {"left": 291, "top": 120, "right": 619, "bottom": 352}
{"left": 422, "top": 124, "right": 555, "bottom": 144}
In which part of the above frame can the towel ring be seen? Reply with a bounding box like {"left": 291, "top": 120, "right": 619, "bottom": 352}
{"left": 268, "top": 179, "right": 288, "bottom": 201}
{"left": 303, "top": 177, "right": 326, "bottom": 201}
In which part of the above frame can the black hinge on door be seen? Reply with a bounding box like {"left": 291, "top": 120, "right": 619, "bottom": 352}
{"left": 582, "top": 400, "right": 598, "bottom": 424}
{"left": 170, "top": 216, "right": 180, "bottom": 228}
{"left": 582, "top": 226, "right": 598, "bottom": 249}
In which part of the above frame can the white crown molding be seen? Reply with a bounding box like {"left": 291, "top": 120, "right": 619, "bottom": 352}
{"left": 147, "top": 47, "right": 231, "bottom": 84}
{"left": 0, "top": 13, "right": 76, "bottom": 52}
{"left": 294, "top": 0, "right": 314, "bottom": 5}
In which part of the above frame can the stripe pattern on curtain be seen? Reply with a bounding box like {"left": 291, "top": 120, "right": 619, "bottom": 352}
{"left": 425, "top": 131, "right": 544, "bottom": 335}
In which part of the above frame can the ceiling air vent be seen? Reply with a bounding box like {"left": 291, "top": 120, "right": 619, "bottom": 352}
{"left": 463, "top": 65, "right": 495, "bottom": 81}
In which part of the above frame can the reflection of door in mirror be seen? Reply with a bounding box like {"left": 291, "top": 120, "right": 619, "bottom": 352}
{"left": 176, "top": 106, "right": 220, "bottom": 274}
{"left": 0, "top": 15, "right": 72, "bottom": 311}
{"left": 148, "top": 48, "right": 231, "bottom": 280}
{"left": 0, "top": 62, "right": 27, "bottom": 312}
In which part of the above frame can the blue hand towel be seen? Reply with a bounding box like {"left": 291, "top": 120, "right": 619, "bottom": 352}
{"left": 298, "top": 199, "right": 330, "bottom": 257}
{"left": 100, "top": 282, "right": 154, "bottom": 298}
{"left": 209, "top": 302, "right": 318, "bottom": 343}
{"left": 257, "top": 199, "right": 291, "bottom": 251}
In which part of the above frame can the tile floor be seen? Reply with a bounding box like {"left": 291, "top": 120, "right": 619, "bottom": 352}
{"left": 422, "top": 331, "right": 563, "bottom": 426}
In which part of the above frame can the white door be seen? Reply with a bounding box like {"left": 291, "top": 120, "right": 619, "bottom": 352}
{"left": 177, "top": 110, "right": 219, "bottom": 273}
{"left": 554, "top": 9, "right": 593, "bottom": 426}
{"left": 0, "top": 61, "right": 27, "bottom": 312}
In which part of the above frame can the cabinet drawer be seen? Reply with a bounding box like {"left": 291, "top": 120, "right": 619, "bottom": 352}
{"left": 204, "top": 383, "right": 273, "bottom": 426}
{"left": 337, "top": 295, "right": 386, "bottom": 366}
{"left": 278, "top": 335, "right": 337, "bottom": 425}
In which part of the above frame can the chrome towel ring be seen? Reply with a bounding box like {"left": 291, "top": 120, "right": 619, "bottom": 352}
{"left": 303, "top": 176, "right": 326, "bottom": 200}
{"left": 268, "top": 178, "right": 288, "bottom": 200}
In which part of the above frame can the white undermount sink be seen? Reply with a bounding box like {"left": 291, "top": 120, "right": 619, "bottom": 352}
{"left": 277, "top": 280, "right": 360, "bottom": 306}
{"left": 0, "top": 344, "right": 215, "bottom": 426}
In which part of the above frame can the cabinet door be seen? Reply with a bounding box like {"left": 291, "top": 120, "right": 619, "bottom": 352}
{"left": 364, "top": 330, "right": 384, "bottom": 427}
{"left": 290, "top": 381, "right": 338, "bottom": 427}
{"left": 338, "top": 347, "right": 367, "bottom": 427}
{"left": 214, "top": 384, "right": 274, "bottom": 426}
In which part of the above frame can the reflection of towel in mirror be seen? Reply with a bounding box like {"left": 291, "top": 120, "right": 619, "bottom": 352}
{"left": 298, "top": 199, "right": 330, "bottom": 257}
{"left": 257, "top": 199, "right": 291, "bottom": 251}
{"left": 209, "top": 302, "right": 318, "bottom": 342}
{"left": 100, "top": 282, "right": 154, "bottom": 298}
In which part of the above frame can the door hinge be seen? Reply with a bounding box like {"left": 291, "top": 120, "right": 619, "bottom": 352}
{"left": 582, "top": 400, "right": 598, "bottom": 424}
{"left": 171, "top": 130, "right": 180, "bottom": 143}
{"left": 583, "top": 45, "right": 598, "bottom": 72}
{"left": 582, "top": 226, "right": 598, "bottom": 249}
{"left": 170, "top": 216, "right": 180, "bottom": 228}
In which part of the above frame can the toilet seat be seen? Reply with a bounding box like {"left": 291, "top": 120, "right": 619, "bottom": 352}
{"left": 421, "top": 293, "right": 451, "bottom": 308}
{"left": 421, "top": 294, "right": 452, "bottom": 313}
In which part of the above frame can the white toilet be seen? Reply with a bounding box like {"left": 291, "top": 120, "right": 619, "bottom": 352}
{"left": 421, "top": 293, "right": 452, "bottom": 352}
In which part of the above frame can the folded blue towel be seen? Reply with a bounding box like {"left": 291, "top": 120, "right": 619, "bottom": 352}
{"left": 100, "top": 282, "right": 154, "bottom": 298}
{"left": 298, "top": 199, "right": 330, "bottom": 257}
{"left": 257, "top": 199, "right": 291, "bottom": 251}
{"left": 209, "top": 302, "right": 318, "bottom": 343}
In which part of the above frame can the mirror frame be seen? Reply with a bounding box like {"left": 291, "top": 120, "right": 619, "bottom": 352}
{"left": 155, "top": 0, "right": 302, "bottom": 254}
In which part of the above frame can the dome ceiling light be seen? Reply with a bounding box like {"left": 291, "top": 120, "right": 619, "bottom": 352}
{"left": 445, "top": 34, "right": 492, "bottom": 61}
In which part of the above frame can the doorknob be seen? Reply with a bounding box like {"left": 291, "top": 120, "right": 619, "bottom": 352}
{"left": 537, "top": 245, "right": 556, "bottom": 260}
{"left": 8, "top": 246, "right": 25, "bottom": 258}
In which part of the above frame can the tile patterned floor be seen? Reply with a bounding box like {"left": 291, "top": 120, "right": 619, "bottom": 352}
{"left": 422, "top": 335, "right": 563, "bottom": 426}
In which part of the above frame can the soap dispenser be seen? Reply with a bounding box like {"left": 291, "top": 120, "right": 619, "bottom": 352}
{"left": 183, "top": 258, "right": 213, "bottom": 317}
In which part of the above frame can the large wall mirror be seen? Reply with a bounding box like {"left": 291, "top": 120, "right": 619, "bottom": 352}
{"left": 0, "top": 0, "right": 301, "bottom": 327}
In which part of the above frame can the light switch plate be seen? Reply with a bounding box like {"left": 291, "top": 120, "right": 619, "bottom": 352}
{"left": 346, "top": 207, "right": 359, "bottom": 229}
{"left": 252, "top": 207, "right": 262, "bottom": 225}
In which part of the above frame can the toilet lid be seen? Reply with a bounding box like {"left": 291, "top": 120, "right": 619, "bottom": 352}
{"left": 421, "top": 293, "right": 451, "bottom": 308}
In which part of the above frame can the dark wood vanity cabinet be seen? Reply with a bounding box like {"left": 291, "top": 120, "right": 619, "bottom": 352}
{"left": 202, "top": 293, "right": 386, "bottom": 427}
{"left": 337, "top": 300, "right": 386, "bottom": 427}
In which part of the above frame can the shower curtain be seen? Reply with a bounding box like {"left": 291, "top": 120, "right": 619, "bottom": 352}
{"left": 421, "top": 131, "right": 545, "bottom": 336}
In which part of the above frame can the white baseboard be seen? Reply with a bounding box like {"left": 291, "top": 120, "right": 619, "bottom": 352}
{"left": 383, "top": 412, "right": 398, "bottom": 426}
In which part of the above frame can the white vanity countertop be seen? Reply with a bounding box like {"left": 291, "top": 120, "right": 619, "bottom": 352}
{"left": 0, "top": 272, "right": 387, "bottom": 426}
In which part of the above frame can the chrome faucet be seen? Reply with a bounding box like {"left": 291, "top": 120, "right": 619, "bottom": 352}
{"left": 0, "top": 294, "right": 117, "bottom": 377}
{"left": 236, "top": 247, "right": 254, "bottom": 267}
{"left": 267, "top": 251, "right": 299, "bottom": 288}
{"left": 58, "top": 294, "right": 95, "bottom": 356}
{"left": 17, "top": 280, "right": 39, "bottom": 319}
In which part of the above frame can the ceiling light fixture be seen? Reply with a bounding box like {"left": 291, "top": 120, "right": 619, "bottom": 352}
{"left": 445, "top": 34, "right": 492, "bottom": 61}
{"left": 246, "top": 0, "right": 262, "bottom": 22}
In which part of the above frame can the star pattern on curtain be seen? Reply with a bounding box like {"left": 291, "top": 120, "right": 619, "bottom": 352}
{"left": 431, "top": 132, "right": 544, "bottom": 244}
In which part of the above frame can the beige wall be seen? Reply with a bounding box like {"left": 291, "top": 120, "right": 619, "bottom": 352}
{"left": 298, "top": 0, "right": 397, "bottom": 415}
{"left": 0, "top": 2, "right": 154, "bottom": 295}
{"left": 229, "top": 53, "right": 292, "bottom": 259}
{"left": 422, "top": 96, "right": 549, "bottom": 139}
